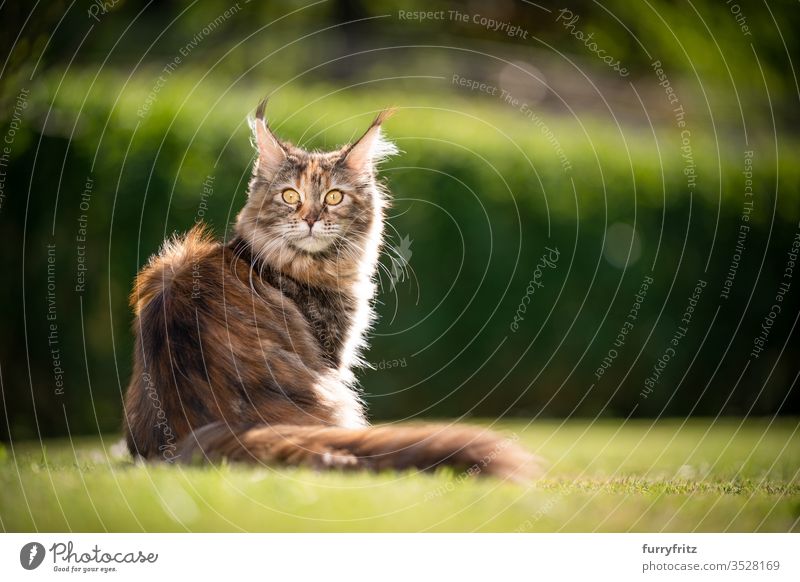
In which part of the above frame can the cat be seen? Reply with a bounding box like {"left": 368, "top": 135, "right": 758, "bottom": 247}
{"left": 122, "top": 100, "right": 536, "bottom": 481}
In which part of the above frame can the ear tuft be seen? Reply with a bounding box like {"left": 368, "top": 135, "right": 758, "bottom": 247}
{"left": 254, "top": 97, "right": 268, "bottom": 123}
{"left": 372, "top": 107, "right": 396, "bottom": 126}
{"left": 342, "top": 108, "right": 398, "bottom": 172}
{"left": 248, "top": 97, "right": 287, "bottom": 178}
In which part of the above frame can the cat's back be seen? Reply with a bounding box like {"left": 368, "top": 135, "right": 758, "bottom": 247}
{"left": 124, "top": 225, "right": 346, "bottom": 457}
{"left": 130, "top": 224, "right": 323, "bottom": 362}
{"left": 130, "top": 224, "right": 224, "bottom": 316}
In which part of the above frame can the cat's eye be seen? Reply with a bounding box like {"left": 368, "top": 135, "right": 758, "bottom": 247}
{"left": 325, "top": 189, "right": 343, "bottom": 205}
{"left": 282, "top": 189, "right": 301, "bottom": 205}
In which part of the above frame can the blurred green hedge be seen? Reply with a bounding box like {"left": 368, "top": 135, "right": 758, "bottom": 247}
{"left": 2, "top": 70, "right": 798, "bottom": 439}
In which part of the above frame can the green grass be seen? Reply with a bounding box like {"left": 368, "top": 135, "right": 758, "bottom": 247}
{"left": 1, "top": 419, "right": 798, "bottom": 532}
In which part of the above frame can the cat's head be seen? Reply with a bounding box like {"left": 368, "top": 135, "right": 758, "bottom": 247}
{"left": 235, "top": 100, "right": 396, "bottom": 282}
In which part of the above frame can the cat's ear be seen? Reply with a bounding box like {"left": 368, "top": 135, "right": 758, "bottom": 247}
{"left": 249, "top": 98, "right": 287, "bottom": 178}
{"left": 341, "top": 108, "right": 398, "bottom": 173}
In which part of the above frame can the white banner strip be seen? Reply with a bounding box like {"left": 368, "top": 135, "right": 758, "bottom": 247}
{"left": 1, "top": 534, "right": 797, "bottom": 581}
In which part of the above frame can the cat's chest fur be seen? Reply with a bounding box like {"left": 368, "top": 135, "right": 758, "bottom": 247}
{"left": 263, "top": 268, "right": 356, "bottom": 368}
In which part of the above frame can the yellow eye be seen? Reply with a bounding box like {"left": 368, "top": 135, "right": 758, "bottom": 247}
{"left": 282, "top": 189, "right": 300, "bottom": 204}
{"left": 325, "top": 189, "right": 343, "bottom": 205}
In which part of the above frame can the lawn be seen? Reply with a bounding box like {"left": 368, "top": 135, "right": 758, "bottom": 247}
{"left": 1, "top": 419, "right": 798, "bottom": 532}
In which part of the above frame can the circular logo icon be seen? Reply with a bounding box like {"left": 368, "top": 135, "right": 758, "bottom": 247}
{"left": 20, "top": 542, "right": 46, "bottom": 570}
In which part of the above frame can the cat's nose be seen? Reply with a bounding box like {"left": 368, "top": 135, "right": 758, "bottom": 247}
{"left": 303, "top": 215, "right": 318, "bottom": 228}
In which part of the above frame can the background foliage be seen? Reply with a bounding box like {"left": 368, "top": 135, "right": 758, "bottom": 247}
{"left": 1, "top": 0, "right": 798, "bottom": 440}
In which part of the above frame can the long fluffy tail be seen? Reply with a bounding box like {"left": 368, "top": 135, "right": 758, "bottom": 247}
{"left": 177, "top": 422, "right": 538, "bottom": 482}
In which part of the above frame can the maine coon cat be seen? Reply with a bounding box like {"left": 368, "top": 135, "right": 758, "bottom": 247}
{"left": 123, "top": 101, "right": 535, "bottom": 480}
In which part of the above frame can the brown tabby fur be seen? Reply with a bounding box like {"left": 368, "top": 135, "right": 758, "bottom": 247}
{"left": 123, "top": 101, "right": 537, "bottom": 481}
